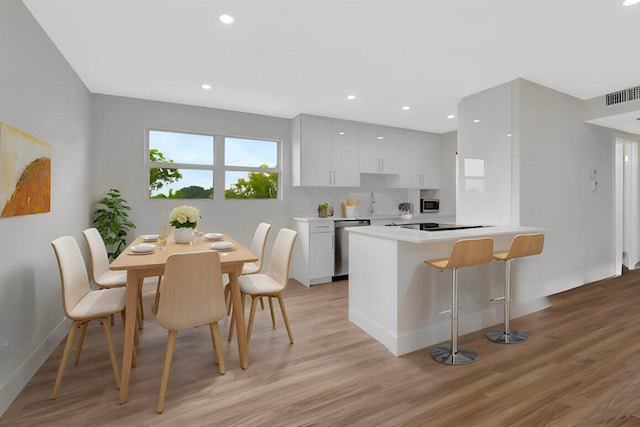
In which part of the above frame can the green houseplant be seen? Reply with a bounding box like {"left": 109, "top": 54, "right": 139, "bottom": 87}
{"left": 93, "top": 188, "right": 136, "bottom": 259}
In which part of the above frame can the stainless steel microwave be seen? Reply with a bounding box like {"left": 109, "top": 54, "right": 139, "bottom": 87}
{"left": 420, "top": 198, "right": 439, "bottom": 213}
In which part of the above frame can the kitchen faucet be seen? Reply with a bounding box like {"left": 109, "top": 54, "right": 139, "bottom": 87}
{"left": 370, "top": 192, "right": 375, "bottom": 215}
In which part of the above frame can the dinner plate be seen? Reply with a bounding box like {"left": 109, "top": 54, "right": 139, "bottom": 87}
{"left": 131, "top": 243, "right": 156, "bottom": 253}
{"left": 143, "top": 234, "right": 158, "bottom": 242}
{"left": 205, "top": 232, "right": 224, "bottom": 241}
{"left": 211, "top": 241, "right": 234, "bottom": 251}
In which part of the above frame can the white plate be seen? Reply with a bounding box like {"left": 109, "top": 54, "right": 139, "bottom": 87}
{"left": 205, "top": 233, "right": 224, "bottom": 241}
{"left": 131, "top": 244, "right": 156, "bottom": 253}
{"left": 212, "top": 241, "right": 233, "bottom": 250}
{"left": 143, "top": 234, "right": 158, "bottom": 241}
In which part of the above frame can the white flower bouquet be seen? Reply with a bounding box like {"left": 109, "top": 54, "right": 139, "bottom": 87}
{"left": 169, "top": 205, "right": 200, "bottom": 229}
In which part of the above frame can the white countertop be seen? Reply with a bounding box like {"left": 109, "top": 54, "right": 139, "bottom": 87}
{"left": 347, "top": 225, "right": 543, "bottom": 244}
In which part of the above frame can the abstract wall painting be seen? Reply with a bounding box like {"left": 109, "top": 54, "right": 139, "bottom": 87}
{"left": 0, "top": 122, "right": 51, "bottom": 218}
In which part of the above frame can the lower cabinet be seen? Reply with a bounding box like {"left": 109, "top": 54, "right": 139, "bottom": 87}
{"left": 291, "top": 219, "right": 334, "bottom": 286}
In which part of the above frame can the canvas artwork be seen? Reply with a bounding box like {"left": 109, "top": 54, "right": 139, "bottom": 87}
{"left": 0, "top": 122, "right": 51, "bottom": 217}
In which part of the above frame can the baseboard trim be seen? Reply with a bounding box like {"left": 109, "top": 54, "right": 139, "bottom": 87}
{"left": 0, "top": 317, "right": 69, "bottom": 417}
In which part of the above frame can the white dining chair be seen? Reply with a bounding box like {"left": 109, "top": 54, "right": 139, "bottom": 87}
{"left": 230, "top": 228, "right": 297, "bottom": 345}
{"left": 50, "top": 235, "right": 128, "bottom": 399}
{"left": 154, "top": 251, "right": 227, "bottom": 413}
{"left": 83, "top": 227, "right": 151, "bottom": 329}
{"left": 225, "top": 222, "right": 271, "bottom": 315}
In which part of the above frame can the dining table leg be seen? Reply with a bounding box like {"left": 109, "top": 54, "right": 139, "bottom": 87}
{"left": 119, "top": 270, "right": 140, "bottom": 404}
{"left": 228, "top": 265, "right": 249, "bottom": 369}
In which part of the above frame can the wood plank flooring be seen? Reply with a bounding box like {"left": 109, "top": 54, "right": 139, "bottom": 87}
{"left": 3, "top": 271, "right": 640, "bottom": 426}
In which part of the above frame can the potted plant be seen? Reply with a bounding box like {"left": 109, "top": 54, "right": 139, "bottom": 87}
{"left": 398, "top": 202, "right": 412, "bottom": 220}
{"left": 169, "top": 205, "right": 201, "bottom": 243}
{"left": 93, "top": 188, "right": 136, "bottom": 259}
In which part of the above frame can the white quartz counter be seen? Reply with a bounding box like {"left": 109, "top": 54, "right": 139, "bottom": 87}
{"left": 347, "top": 224, "right": 542, "bottom": 244}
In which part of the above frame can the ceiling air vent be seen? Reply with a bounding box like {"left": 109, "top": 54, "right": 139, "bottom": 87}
{"left": 606, "top": 86, "right": 640, "bottom": 106}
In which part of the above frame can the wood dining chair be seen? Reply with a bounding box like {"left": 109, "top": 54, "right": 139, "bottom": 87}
{"left": 229, "top": 228, "right": 297, "bottom": 345}
{"left": 154, "top": 251, "right": 227, "bottom": 413}
{"left": 50, "top": 235, "right": 128, "bottom": 399}
{"left": 83, "top": 227, "right": 151, "bottom": 330}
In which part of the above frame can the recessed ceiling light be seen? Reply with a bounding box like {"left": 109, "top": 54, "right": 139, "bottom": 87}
{"left": 473, "top": 119, "right": 480, "bottom": 123}
{"left": 623, "top": 0, "right": 640, "bottom": 6}
{"left": 447, "top": 114, "right": 456, "bottom": 119}
{"left": 346, "top": 95, "right": 356, "bottom": 100}
{"left": 201, "top": 84, "right": 212, "bottom": 90}
{"left": 376, "top": 136, "right": 384, "bottom": 140}
{"left": 507, "top": 133, "right": 512, "bottom": 137}
{"left": 401, "top": 106, "right": 410, "bottom": 111}
{"left": 219, "top": 14, "right": 234, "bottom": 24}
{"left": 339, "top": 132, "right": 345, "bottom": 135}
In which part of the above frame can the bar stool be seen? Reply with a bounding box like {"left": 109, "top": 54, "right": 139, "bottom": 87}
{"left": 425, "top": 238, "right": 494, "bottom": 365}
{"left": 487, "top": 233, "right": 544, "bottom": 344}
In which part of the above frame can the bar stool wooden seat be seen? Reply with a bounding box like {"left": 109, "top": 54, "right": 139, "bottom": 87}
{"left": 487, "top": 233, "right": 544, "bottom": 344}
{"left": 425, "top": 238, "right": 494, "bottom": 365}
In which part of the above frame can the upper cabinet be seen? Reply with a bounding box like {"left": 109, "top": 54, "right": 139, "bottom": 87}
{"left": 292, "top": 115, "right": 360, "bottom": 187}
{"left": 388, "top": 130, "right": 441, "bottom": 189}
{"left": 359, "top": 124, "right": 400, "bottom": 174}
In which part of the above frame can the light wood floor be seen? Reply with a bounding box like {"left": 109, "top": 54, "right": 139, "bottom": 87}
{"left": 3, "top": 271, "right": 640, "bottom": 426}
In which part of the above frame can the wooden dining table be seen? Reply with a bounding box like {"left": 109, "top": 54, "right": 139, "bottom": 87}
{"left": 110, "top": 232, "right": 258, "bottom": 404}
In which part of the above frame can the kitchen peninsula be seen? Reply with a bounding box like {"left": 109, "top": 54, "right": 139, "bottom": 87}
{"left": 347, "top": 225, "right": 545, "bottom": 356}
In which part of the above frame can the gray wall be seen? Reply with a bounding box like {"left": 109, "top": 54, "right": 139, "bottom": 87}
{"left": 90, "top": 95, "right": 293, "bottom": 252}
{"left": 0, "top": 0, "right": 92, "bottom": 414}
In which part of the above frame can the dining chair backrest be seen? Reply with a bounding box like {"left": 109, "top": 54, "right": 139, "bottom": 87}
{"left": 266, "top": 228, "right": 298, "bottom": 289}
{"left": 82, "top": 228, "right": 111, "bottom": 283}
{"left": 51, "top": 236, "right": 91, "bottom": 319}
{"left": 248, "top": 222, "right": 271, "bottom": 272}
{"left": 156, "top": 251, "right": 226, "bottom": 331}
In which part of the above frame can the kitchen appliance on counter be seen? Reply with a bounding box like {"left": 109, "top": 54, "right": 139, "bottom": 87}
{"left": 420, "top": 198, "right": 439, "bottom": 213}
{"left": 334, "top": 219, "right": 371, "bottom": 279}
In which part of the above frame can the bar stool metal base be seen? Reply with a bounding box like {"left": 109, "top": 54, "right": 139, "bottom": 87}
{"left": 486, "top": 328, "right": 528, "bottom": 344}
{"left": 431, "top": 344, "right": 478, "bottom": 365}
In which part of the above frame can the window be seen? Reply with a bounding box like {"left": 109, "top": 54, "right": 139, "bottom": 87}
{"left": 148, "top": 130, "right": 214, "bottom": 199}
{"left": 148, "top": 130, "right": 280, "bottom": 200}
{"left": 223, "top": 137, "right": 279, "bottom": 199}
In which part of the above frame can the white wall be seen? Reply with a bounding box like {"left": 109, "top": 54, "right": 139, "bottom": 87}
{"left": 0, "top": 0, "right": 92, "bottom": 415}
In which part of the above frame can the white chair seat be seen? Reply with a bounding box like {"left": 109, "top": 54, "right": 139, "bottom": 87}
{"left": 239, "top": 274, "right": 283, "bottom": 295}
{"left": 95, "top": 269, "right": 127, "bottom": 287}
{"left": 68, "top": 287, "right": 126, "bottom": 318}
{"left": 241, "top": 262, "right": 260, "bottom": 275}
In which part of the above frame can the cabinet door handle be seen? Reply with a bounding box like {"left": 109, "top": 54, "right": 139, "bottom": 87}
{"left": 332, "top": 170, "right": 336, "bottom": 185}
{"left": 329, "top": 170, "right": 332, "bottom": 185}
{"left": 381, "top": 158, "right": 384, "bottom": 172}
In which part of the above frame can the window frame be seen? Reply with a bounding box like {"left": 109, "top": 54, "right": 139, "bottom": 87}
{"left": 145, "top": 128, "right": 282, "bottom": 201}
{"left": 222, "top": 135, "right": 281, "bottom": 201}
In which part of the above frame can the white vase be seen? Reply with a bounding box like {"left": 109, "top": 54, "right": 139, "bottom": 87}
{"left": 173, "top": 226, "right": 195, "bottom": 244}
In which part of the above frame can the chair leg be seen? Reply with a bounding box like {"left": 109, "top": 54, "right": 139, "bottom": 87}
{"left": 52, "top": 320, "right": 80, "bottom": 399}
{"left": 227, "top": 307, "right": 235, "bottom": 342}
{"left": 268, "top": 297, "right": 276, "bottom": 329}
{"left": 98, "top": 317, "right": 121, "bottom": 390}
{"left": 209, "top": 322, "right": 225, "bottom": 374}
{"left": 157, "top": 330, "right": 178, "bottom": 414}
{"left": 224, "top": 285, "right": 232, "bottom": 315}
{"left": 431, "top": 268, "right": 477, "bottom": 365}
{"left": 154, "top": 276, "right": 162, "bottom": 307}
{"left": 246, "top": 296, "right": 260, "bottom": 345}
{"left": 277, "top": 294, "right": 294, "bottom": 344}
{"left": 487, "top": 259, "right": 528, "bottom": 343}
{"left": 259, "top": 296, "right": 265, "bottom": 310}
{"left": 138, "top": 286, "right": 145, "bottom": 321}
{"left": 74, "top": 321, "right": 89, "bottom": 365}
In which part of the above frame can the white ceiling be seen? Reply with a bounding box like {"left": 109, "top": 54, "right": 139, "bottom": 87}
{"left": 22, "top": 0, "right": 640, "bottom": 134}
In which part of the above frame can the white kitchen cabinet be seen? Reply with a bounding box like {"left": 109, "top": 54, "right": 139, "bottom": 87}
{"left": 291, "top": 114, "right": 360, "bottom": 187}
{"left": 291, "top": 219, "right": 334, "bottom": 286}
{"left": 359, "top": 124, "right": 400, "bottom": 174}
{"left": 388, "top": 130, "right": 441, "bottom": 189}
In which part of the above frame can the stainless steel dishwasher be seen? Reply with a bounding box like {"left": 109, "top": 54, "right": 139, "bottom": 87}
{"left": 334, "top": 219, "right": 370, "bottom": 279}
